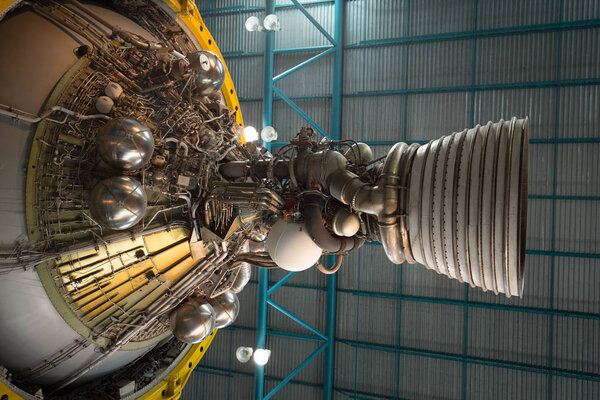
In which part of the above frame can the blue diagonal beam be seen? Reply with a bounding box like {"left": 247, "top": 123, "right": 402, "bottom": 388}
{"left": 263, "top": 342, "right": 329, "bottom": 400}
{"left": 272, "top": 86, "right": 331, "bottom": 139}
{"left": 273, "top": 47, "right": 336, "bottom": 82}
{"left": 267, "top": 271, "right": 296, "bottom": 295}
{"left": 290, "top": 0, "right": 337, "bottom": 45}
{"left": 267, "top": 298, "right": 328, "bottom": 341}
{"left": 230, "top": 324, "right": 330, "bottom": 342}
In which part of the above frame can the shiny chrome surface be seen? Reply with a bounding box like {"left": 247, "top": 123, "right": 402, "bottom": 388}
{"left": 89, "top": 176, "right": 147, "bottom": 230}
{"left": 188, "top": 50, "right": 225, "bottom": 96}
{"left": 230, "top": 262, "right": 251, "bottom": 293}
{"left": 0, "top": 0, "right": 244, "bottom": 394}
{"left": 209, "top": 291, "right": 239, "bottom": 329}
{"left": 96, "top": 117, "right": 154, "bottom": 171}
{"left": 169, "top": 299, "right": 215, "bottom": 344}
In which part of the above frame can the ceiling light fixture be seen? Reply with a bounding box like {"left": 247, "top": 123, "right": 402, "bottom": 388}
{"left": 253, "top": 348, "right": 271, "bottom": 366}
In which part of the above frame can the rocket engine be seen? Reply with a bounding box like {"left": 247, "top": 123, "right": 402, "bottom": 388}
{"left": 0, "top": 1, "right": 528, "bottom": 399}
{"left": 221, "top": 119, "right": 528, "bottom": 296}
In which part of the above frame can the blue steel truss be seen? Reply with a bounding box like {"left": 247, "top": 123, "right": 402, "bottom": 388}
{"left": 254, "top": 1, "right": 344, "bottom": 399}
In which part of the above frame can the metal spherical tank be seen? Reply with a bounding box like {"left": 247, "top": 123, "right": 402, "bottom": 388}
{"left": 96, "top": 117, "right": 154, "bottom": 171}
{"left": 209, "top": 291, "right": 240, "bottom": 329}
{"left": 188, "top": 50, "right": 225, "bottom": 96}
{"left": 332, "top": 209, "right": 361, "bottom": 237}
{"left": 170, "top": 299, "right": 215, "bottom": 343}
{"left": 344, "top": 142, "right": 373, "bottom": 164}
{"left": 89, "top": 176, "right": 147, "bottom": 230}
{"left": 266, "top": 219, "right": 323, "bottom": 271}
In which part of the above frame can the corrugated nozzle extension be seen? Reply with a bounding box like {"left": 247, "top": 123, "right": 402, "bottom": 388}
{"left": 406, "top": 118, "right": 529, "bottom": 297}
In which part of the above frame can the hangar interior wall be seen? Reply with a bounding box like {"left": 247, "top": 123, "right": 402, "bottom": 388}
{"left": 184, "top": 1, "right": 600, "bottom": 399}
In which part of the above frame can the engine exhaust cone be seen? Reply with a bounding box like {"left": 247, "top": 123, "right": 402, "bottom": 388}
{"left": 402, "top": 118, "right": 528, "bottom": 297}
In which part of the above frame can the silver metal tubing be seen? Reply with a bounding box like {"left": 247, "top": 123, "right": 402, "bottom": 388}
{"left": 52, "top": 248, "right": 228, "bottom": 392}
{"left": 68, "top": 0, "right": 163, "bottom": 50}
{"left": 316, "top": 255, "right": 343, "bottom": 275}
{"left": 0, "top": 104, "right": 110, "bottom": 124}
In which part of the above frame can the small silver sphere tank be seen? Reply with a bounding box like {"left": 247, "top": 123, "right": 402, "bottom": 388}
{"left": 170, "top": 299, "right": 215, "bottom": 343}
{"left": 89, "top": 176, "right": 147, "bottom": 230}
{"left": 96, "top": 117, "right": 154, "bottom": 171}
{"left": 209, "top": 291, "right": 240, "bottom": 329}
{"left": 188, "top": 50, "right": 225, "bottom": 96}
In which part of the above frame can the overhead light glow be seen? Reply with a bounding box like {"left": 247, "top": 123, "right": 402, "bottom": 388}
{"left": 243, "top": 126, "right": 259, "bottom": 142}
{"left": 253, "top": 348, "right": 271, "bottom": 366}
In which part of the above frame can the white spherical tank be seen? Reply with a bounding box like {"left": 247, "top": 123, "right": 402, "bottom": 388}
{"left": 266, "top": 219, "right": 323, "bottom": 271}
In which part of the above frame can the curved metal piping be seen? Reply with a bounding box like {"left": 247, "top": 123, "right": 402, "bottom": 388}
{"left": 302, "top": 194, "right": 364, "bottom": 254}
{"left": 289, "top": 119, "right": 528, "bottom": 296}
{"left": 325, "top": 144, "right": 414, "bottom": 264}
{"left": 376, "top": 143, "right": 408, "bottom": 264}
{"left": 316, "top": 255, "right": 343, "bottom": 274}
{"left": 219, "top": 160, "right": 289, "bottom": 180}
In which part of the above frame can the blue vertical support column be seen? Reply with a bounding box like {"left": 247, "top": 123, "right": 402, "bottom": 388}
{"left": 262, "top": 1, "right": 275, "bottom": 131}
{"left": 330, "top": 0, "right": 343, "bottom": 141}
{"left": 324, "top": 1, "right": 343, "bottom": 400}
{"left": 255, "top": 1, "right": 341, "bottom": 398}
{"left": 323, "top": 268, "right": 337, "bottom": 400}
{"left": 255, "top": 1, "right": 275, "bottom": 399}
{"left": 254, "top": 271, "right": 268, "bottom": 400}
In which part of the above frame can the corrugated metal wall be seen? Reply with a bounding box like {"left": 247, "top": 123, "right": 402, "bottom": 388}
{"left": 185, "top": 0, "right": 600, "bottom": 399}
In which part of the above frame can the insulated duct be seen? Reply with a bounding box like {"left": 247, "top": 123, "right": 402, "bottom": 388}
{"left": 329, "top": 118, "right": 528, "bottom": 297}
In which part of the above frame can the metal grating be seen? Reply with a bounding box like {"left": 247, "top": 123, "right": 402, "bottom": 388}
{"left": 187, "top": 0, "right": 600, "bottom": 399}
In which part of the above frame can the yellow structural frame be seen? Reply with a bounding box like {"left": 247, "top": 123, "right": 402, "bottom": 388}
{"left": 0, "top": 1, "right": 240, "bottom": 398}
{"left": 137, "top": 331, "right": 217, "bottom": 400}
{"left": 0, "top": 332, "right": 216, "bottom": 400}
